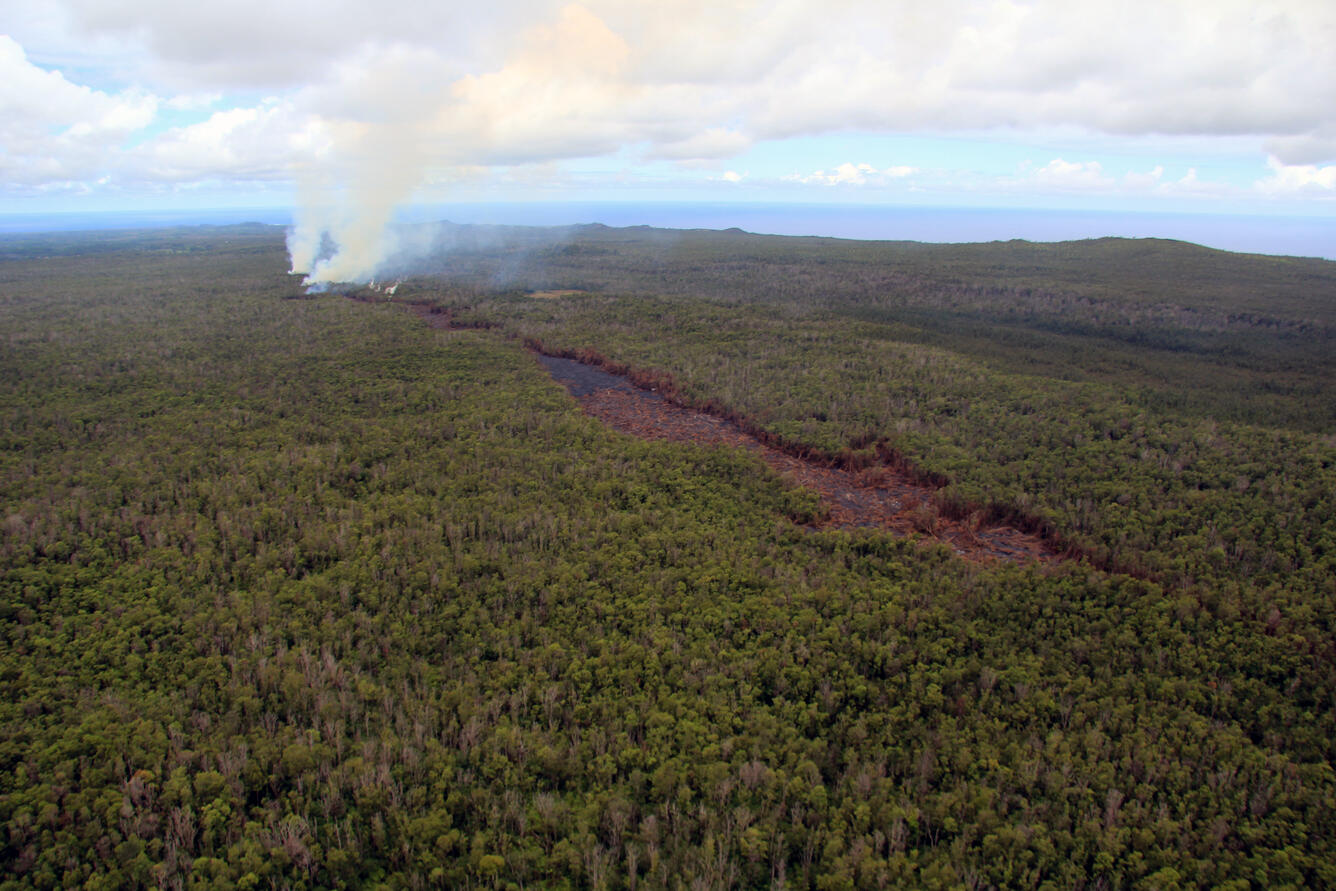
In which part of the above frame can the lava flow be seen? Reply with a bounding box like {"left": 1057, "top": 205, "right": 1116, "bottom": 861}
{"left": 536, "top": 353, "right": 1058, "bottom": 567}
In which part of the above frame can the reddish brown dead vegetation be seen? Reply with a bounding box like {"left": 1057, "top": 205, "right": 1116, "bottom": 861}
{"left": 533, "top": 349, "right": 1060, "bottom": 567}
{"left": 405, "top": 302, "right": 496, "bottom": 330}
{"left": 354, "top": 292, "right": 1062, "bottom": 567}
{"left": 343, "top": 293, "right": 498, "bottom": 331}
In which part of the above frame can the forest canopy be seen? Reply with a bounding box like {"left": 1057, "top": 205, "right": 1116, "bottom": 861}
{"left": 1, "top": 224, "right": 1333, "bottom": 889}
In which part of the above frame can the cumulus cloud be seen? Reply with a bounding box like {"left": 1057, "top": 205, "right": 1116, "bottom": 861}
{"left": 1164, "top": 167, "right": 1234, "bottom": 198}
{"left": 1256, "top": 156, "right": 1336, "bottom": 195}
{"left": 1032, "top": 159, "right": 1114, "bottom": 190}
{"left": 787, "top": 162, "right": 919, "bottom": 186}
{"left": 145, "top": 102, "right": 307, "bottom": 181}
{"left": 12, "top": 0, "right": 1332, "bottom": 160}
{"left": 0, "top": 35, "right": 159, "bottom": 186}
{"left": 1024, "top": 159, "right": 1233, "bottom": 198}
{"left": 1123, "top": 165, "right": 1165, "bottom": 189}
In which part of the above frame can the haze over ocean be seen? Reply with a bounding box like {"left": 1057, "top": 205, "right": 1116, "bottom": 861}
{"left": 2, "top": 203, "right": 1332, "bottom": 261}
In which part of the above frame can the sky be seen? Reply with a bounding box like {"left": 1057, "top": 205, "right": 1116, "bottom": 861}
{"left": 1, "top": 0, "right": 1334, "bottom": 267}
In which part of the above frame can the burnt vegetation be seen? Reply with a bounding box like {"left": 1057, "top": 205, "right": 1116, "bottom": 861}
{"left": 1, "top": 223, "right": 1334, "bottom": 889}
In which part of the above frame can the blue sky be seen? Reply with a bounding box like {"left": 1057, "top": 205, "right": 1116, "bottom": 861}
{"left": 534, "top": 131, "right": 1292, "bottom": 214}
{"left": 2, "top": 0, "right": 1334, "bottom": 241}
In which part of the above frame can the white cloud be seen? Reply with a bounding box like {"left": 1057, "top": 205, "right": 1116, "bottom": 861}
{"left": 0, "top": 35, "right": 159, "bottom": 186}
{"left": 1032, "top": 159, "right": 1114, "bottom": 190}
{"left": 31, "top": 0, "right": 552, "bottom": 89}
{"left": 1024, "top": 158, "right": 1237, "bottom": 198}
{"left": 1266, "top": 126, "right": 1336, "bottom": 167}
{"left": 145, "top": 102, "right": 305, "bottom": 181}
{"left": 788, "top": 162, "right": 919, "bottom": 186}
{"left": 1123, "top": 165, "right": 1164, "bottom": 189}
{"left": 1166, "top": 167, "right": 1227, "bottom": 197}
{"left": 646, "top": 128, "right": 752, "bottom": 161}
{"left": 1256, "top": 156, "right": 1336, "bottom": 195}
{"left": 165, "top": 91, "right": 223, "bottom": 111}
{"left": 8, "top": 0, "right": 1332, "bottom": 162}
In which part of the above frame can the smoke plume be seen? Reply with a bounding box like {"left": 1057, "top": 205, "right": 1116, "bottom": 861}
{"left": 286, "top": 84, "right": 435, "bottom": 288}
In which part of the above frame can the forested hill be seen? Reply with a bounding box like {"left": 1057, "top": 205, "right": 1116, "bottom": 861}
{"left": 391, "top": 222, "right": 1336, "bottom": 324}
{"left": 1, "top": 225, "right": 1334, "bottom": 888}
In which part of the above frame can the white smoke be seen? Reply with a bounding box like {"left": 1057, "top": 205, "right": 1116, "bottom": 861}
{"left": 286, "top": 65, "right": 436, "bottom": 288}
{"left": 286, "top": 163, "right": 419, "bottom": 287}
{"left": 287, "top": 199, "right": 400, "bottom": 286}
{"left": 285, "top": 202, "right": 325, "bottom": 279}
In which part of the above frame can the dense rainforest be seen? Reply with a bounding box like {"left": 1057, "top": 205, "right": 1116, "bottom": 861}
{"left": 1, "top": 223, "right": 1333, "bottom": 889}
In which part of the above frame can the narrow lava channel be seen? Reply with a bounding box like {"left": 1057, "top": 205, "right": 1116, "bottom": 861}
{"left": 535, "top": 353, "right": 1058, "bottom": 567}
{"left": 331, "top": 295, "right": 1132, "bottom": 575}
{"left": 377, "top": 297, "right": 1057, "bottom": 566}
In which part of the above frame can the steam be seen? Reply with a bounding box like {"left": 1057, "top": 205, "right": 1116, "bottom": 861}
{"left": 286, "top": 201, "right": 399, "bottom": 286}
{"left": 281, "top": 70, "right": 608, "bottom": 293}
{"left": 286, "top": 121, "right": 430, "bottom": 289}
{"left": 286, "top": 188, "right": 412, "bottom": 288}
{"left": 281, "top": 5, "right": 641, "bottom": 289}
